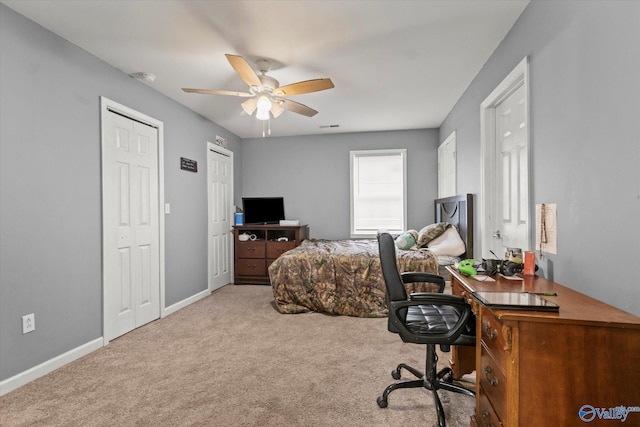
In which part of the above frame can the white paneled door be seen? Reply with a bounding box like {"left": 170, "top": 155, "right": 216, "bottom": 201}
{"left": 481, "top": 57, "right": 530, "bottom": 258}
{"left": 494, "top": 84, "right": 528, "bottom": 252}
{"left": 103, "top": 109, "right": 161, "bottom": 342}
{"left": 208, "top": 144, "right": 233, "bottom": 291}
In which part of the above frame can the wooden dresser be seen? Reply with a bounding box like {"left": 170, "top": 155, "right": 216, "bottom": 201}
{"left": 233, "top": 224, "right": 308, "bottom": 285}
{"left": 447, "top": 266, "right": 640, "bottom": 427}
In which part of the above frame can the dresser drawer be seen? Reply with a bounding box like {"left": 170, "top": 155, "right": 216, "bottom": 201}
{"left": 236, "top": 241, "right": 266, "bottom": 258}
{"left": 480, "top": 306, "right": 510, "bottom": 369}
{"left": 480, "top": 344, "right": 507, "bottom": 421}
{"left": 266, "top": 241, "right": 296, "bottom": 259}
{"left": 236, "top": 259, "right": 266, "bottom": 276}
{"left": 477, "top": 386, "right": 504, "bottom": 427}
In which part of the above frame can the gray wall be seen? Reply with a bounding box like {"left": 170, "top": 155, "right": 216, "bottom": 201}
{"left": 440, "top": 1, "right": 640, "bottom": 315}
{"left": 0, "top": 5, "right": 242, "bottom": 381}
{"left": 241, "top": 130, "right": 439, "bottom": 239}
{"left": 4, "top": 0, "right": 639, "bottom": 389}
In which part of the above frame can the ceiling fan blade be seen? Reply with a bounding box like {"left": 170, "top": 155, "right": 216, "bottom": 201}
{"left": 270, "top": 102, "right": 285, "bottom": 118}
{"left": 273, "top": 78, "right": 334, "bottom": 96}
{"left": 182, "top": 88, "right": 253, "bottom": 97}
{"left": 241, "top": 98, "right": 258, "bottom": 115}
{"left": 225, "top": 54, "right": 261, "bottom": 88}
{"left": 279, "top": 99, "right": 318, "bottom": 117}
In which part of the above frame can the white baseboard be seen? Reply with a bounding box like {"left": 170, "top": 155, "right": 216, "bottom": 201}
{"left": 0, "top": 337, "right": 103, "bottom": 396}
{"left": 162, "top": 288, "right": 211, "bottom": 317}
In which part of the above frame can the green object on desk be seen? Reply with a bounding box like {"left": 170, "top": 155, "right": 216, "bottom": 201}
{"left": 458, "top": 259, "right": 477, "bottom": 275}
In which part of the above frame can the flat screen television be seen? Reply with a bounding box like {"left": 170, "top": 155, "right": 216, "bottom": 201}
{"left": 242, "top": 197, "right": 285, "bottom": 225}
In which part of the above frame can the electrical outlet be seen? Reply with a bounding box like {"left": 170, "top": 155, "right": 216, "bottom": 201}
{"left": 22, "top": 313, "right": 35, "bottom": 334}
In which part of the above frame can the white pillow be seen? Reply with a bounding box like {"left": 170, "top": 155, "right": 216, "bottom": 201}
{"left": 426, "top": 226, "right": 466, "bottom": 256}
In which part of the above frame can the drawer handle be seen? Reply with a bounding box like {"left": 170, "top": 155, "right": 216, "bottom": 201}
{"left": 484, "top": 366, "right": 499, "bottom": 386}
{"left": 484, "top": 323, "right": 498, "bottom": 340}
{"left": 482, "top": 410, "right": 495, "bottom": 427}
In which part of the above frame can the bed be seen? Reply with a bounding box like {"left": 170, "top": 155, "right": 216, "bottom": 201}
{"left": 433, "top": 194, "right": 473, "bottom": 279}
{"left": 268, "top": 194, "right": 474, "bottom": 317}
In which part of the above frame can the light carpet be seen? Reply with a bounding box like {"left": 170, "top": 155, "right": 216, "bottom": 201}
{"left": 0, "top": 285, "right": 475, "bottom": 427}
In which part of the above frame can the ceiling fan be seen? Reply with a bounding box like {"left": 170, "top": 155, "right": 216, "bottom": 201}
{"left": 182, "top": 54, "right": 334, "bottom": 121}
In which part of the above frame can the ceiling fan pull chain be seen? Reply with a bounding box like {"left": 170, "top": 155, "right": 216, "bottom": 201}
{"left": 261, "top": 118, "right": 271, "bottom": 138}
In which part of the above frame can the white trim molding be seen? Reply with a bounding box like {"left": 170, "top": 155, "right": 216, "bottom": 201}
{"left": 0, "top": 338, "right": 103, "bottom": 396}
{"left": 163, "top": 288, "right": 211, "bottom": 317}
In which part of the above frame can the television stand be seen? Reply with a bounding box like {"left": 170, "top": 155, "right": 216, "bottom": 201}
{"left": 233, "top": 224, "right": 309, "bottom": 285}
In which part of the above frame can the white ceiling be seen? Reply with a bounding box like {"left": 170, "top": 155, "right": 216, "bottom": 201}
{"left": 2, "top": 0, "right": 529, "bottom": 139}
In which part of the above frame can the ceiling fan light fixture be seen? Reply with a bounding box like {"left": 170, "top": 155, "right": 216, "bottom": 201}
{"left": 241, "top": 97, "right": 257, "bottom": 115}
{"left": 270, "top": 102, "right": 285, "bottom": 118}
{"left": 256, "top": 109, "right": 270, "bottom": 121}
{"left": 256, "top": 95, "right": 272, "bottom": 112}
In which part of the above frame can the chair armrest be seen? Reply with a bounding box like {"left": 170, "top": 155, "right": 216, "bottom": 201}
{"left": 400, "top": 272, "right": 445, "bottom": 293}
{"left": 409, "top": 292, "right": 460, "bottom": 303}
{"left": 388, "top": 295, "right": 472, "bottom": 345}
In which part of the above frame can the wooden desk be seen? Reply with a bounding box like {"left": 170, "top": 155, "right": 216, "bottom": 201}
{"left": 447, "top": 266, "right": 640, "bottom": 427}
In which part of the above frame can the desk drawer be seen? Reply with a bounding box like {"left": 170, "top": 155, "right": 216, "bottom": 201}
{"left": 477, "top": 386, "right": 503, "bottom": 427}
{"left": 480, "top": 306, "right": 510, "bottom": 369}
{"left": 236, "top": 259, "right": 266, "bottom": 276}
{"left": 452, "top": 279, "right": 472, "bottom": 301}
{"left": 480, "top": 344, "right": 507, "bottom": 421}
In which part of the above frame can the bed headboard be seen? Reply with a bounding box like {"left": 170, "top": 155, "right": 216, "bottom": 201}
{"left": 434, "top": 194, "right": 474, "bottom": 259}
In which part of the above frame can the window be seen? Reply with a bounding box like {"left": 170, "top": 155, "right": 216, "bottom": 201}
{"left": 350, "top": 149, "right": 407, "bottom": 238}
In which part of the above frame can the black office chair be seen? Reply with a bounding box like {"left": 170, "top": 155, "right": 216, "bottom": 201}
{"left": 376, "top": 232, "right": 476, "bottom": 427}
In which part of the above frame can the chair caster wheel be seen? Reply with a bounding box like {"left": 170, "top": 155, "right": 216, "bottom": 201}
{"left": 391, "top": 369, "right": 401, "bottom": 380}
{"left": 377, "top": 396, "right": 388, "bottom": 408}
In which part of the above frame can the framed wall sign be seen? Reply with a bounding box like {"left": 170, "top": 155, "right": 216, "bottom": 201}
{"left": 180, "top": 157, "right": 198, "bottom": 172}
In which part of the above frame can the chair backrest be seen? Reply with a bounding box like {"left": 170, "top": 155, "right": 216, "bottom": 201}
{"left": 377, "top": 233, "right": 408, "bottom": 303}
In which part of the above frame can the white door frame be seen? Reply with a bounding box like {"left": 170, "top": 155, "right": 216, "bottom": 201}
{"left": 207, "top": 142, "right": 234, "bottom": 291}
{"left": 480, "top": 57, "right": 530, "bottom": 258}
{"left": 100, "top": 96, "right": 166, "bottom": 345}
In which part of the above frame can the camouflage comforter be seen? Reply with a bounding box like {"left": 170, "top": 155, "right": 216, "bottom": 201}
{"left": 268, "top": 239, "right": 439, "bottom": 317}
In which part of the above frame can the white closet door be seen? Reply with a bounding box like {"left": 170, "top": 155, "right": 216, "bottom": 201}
{"left": 103, "top": 111, "right": 160, "bottom": 341}
{"left": 208, "top": 146, "right": 233, "bottom": 291}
